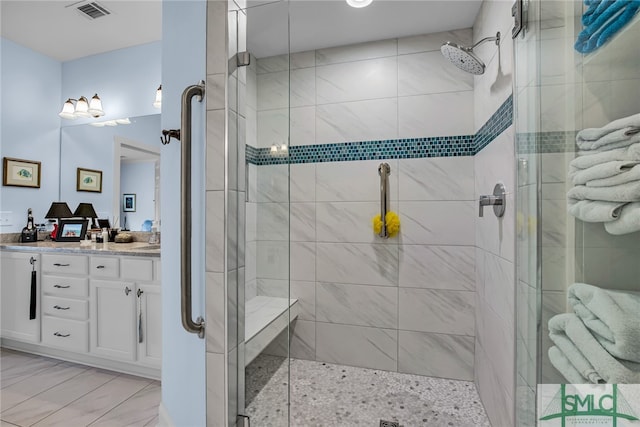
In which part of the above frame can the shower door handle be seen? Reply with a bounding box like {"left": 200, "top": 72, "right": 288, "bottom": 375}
{"left": 180, "top": 81, "right": 206, "bottom": 339}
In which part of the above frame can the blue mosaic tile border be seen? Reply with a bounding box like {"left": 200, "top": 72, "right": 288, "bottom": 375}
{"left": 246, "top": 95, "right": 514, "bottom": 165}
{"left": 517, "top": 131, "right": 578, "bottom": 154}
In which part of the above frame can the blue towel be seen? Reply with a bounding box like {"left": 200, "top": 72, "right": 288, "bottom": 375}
{"left": 575, "top": 0, "right": 640, "bottom": 53}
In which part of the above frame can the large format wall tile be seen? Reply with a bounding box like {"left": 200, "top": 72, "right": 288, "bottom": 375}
{"left": 316, "top": 160, "right": 399, "bottom": 203}
{"left": 290, "top": 164, "right": 316, "bottom": 203}
{"left": 316, "top": 282, "right": 398, "bottom": 328}
{"left": 316, "top": 323, "right": 398, "bottom": 371}
{"left": 399, "top": 288, "right": 475, "bottom": 336}
{"left": 398, "top": 92, "right": 474, "bottom": 138}
{"left": 257, "top": 68, "right": 315, "bottom": 110}
{"left": 483, "top": 252, "right": 515, "bottom": 325}
{"left": 316, "top": 57, "right": 398, "bottom": 104}
{"left": 398, "top": 331, "right": 474, "bottom": 381}
{"left": 398, "top": 51, "right": 473, "bottom": 96}
{"left": 316, "top": 38, "right": 397, "bottom": 66}
{"left": 398, "top": 29, "right": 472, "bottom": 55}
{"left": 316, "top": 98, "right": 398, "bottom": 144}
{"left": 398, "top": 157, "right": 475, "bottom": 201}
{"left": 290, "top": 241, "right": 315, "bottom": 282}
{"left": 256, "top": 202, "right": 288, "bottom": 241}
{"left": 399, "top": 201, "right": 475, "bottom": 245}
{"left": 316, "top": 243, "right": 398, "bottom": 286}
{"left": 316, "top": 202, "right": 393, "bottom": 244}
{"left": 399, "top": 245, "right": 475, "bottom": 291}
{"left": 290, "top": 202, "right": 316, "bottom": 242}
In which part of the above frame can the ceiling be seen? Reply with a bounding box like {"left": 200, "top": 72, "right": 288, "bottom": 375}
{"left": 0, "top": 1, "right": 162, "bottom": 62}
{"left": 1, "top": 0, "right": 481, "bottom": 62}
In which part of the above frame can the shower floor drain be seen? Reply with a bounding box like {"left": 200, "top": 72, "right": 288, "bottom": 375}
{"left": 379, "top": 421, "right": 400, "bottom": 427}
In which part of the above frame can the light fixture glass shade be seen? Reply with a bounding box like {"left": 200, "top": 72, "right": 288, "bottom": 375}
{"left": 115, "top": 118, "right": 131, "bottom": 125}
{"left": 59, "top": 99, "right": 77, "bottom": 119}
{"left": 104, "top": 120, "right": 117, "bottom": 126}
{"left": 74, "top": 96, "right": 90, "bottom": 117}
{"left": 153, "top": 85, "right": 162, "bottom": 109}
{"left": 346, "top": 0, "right": 372, "bottom": 7}
{"left": 88, "top": 94, "right": 104, "bottom": 117}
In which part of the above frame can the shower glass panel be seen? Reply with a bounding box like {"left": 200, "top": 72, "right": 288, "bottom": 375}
{"left": 239, "top": 0, "right": 292, "bottom": 424}
{"left": 515, "top": 1, "right": 640, "bottom": 424}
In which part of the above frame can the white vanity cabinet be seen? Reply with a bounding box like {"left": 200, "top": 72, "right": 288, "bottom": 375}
{"left": 0, "top": 252, "right": 40, "bottom": 343}
{"left": 1, "top": 248, "right": 161, "bottom": 378}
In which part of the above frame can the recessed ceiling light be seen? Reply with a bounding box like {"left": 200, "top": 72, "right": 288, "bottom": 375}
{"left": 346, "top": 0, "right": 372, "bottom": 8}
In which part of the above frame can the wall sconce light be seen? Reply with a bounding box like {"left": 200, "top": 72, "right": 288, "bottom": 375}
{"left": 59, "top": 94, "right": 105, "bottom": 119}
{"left": 153, "top": 85, "right": 162, "bottom": 109}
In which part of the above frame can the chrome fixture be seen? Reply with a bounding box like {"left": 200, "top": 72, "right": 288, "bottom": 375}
{"left": 346, "top": 0, "right": 372, "bottom": 8}
{"left": 441, "top": 32, "right": 501, "bottom": 75}
{"left": 181, "top": 81, "right": 206, "bottom": 338}
{"left": 59, "top": 94, "right": 105, "bottom": 119}
{"left": 378, "top": 163, "right": 391, "bottom": 238}
{"left": 479, "top": 183, "right": 506, "bottom": 218}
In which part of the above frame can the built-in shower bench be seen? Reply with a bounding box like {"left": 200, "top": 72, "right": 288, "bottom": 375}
{"left": 245, "top": 296, "right": 299, "bottom": 366}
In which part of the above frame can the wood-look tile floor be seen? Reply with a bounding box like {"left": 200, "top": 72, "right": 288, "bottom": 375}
{"left": 0, "top": 348, "right": 160, "bottom": 427}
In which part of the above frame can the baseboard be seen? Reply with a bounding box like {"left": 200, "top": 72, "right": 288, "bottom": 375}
{"left": 158, "top": 401, "right": 175, "bottom": 427}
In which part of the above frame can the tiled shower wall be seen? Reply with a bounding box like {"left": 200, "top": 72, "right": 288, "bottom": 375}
{"left": 472, "top": 1, "right": 516, "bottom": 426}
{"left": 245, "top": 29, "right": 480, "bottom": 381}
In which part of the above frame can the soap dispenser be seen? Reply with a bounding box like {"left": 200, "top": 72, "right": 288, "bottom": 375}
{"left": 101, "top": 228, "right": 108, "bottom": 248}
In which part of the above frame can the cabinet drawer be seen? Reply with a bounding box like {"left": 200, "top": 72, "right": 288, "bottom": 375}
{"left": 42, "top": 296, "right": 88, "bottom": 320}
{"left": 42, "top": 254, "right": 88, "bottom": 275}
{"left": 42, "top": 316, "right": 88, "bottom": 353}
{"left": 42, "top": 275, "right": 89, "bottom": 298}
{"left": 121, "top": 258, "right": 153, "bottom": 282}
{"left": 90, "top": 257, "right": 119, "bottom": 279}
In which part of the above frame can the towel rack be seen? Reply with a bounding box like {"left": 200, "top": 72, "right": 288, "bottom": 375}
{"left": 378, "top": 163, "right": 391, "bottom": 238}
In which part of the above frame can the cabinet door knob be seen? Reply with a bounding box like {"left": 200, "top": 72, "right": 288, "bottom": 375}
{"left": 53, "top": 263, "right": 70, "bottom": 267}
{"left": 124, "top": 286, "right": 131, "bottom": 296}
{"left": 137, "top": 289, "right": 144, "bottom": 298}
{"left": 53, "top": 305, "right": 70, "bottom": 310}
{"left": 96, "top": 265, "right": 105, "bottom": 269}
{"left": 53, "top": 332, "right": 70, "bottom": 337}
{"left": 53, "top": 284, "right": 70, "bottom": 289}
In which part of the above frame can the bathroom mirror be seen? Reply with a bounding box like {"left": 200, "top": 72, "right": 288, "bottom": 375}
{"left": 60, "top": 114, "right": 161, "bottom": 231}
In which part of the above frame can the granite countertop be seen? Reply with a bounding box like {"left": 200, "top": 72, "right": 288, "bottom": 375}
{"left": 0, "top": 241, "right": 161, "bottom": 257}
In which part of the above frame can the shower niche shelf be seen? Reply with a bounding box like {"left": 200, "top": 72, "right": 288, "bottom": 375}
{"left": 244, "top": 296, "right": 299, "bottom": 366}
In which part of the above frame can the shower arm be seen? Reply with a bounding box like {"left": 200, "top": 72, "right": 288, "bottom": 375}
{"left": 470, "top": 31, "right": 501, "bottom": 49}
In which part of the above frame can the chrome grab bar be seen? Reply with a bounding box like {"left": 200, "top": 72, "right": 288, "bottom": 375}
{"left": 378, "top": 163, "right": 390, "bottom": 239}
{"left": 181, "top": 81, "right": 205, "bottom": 339}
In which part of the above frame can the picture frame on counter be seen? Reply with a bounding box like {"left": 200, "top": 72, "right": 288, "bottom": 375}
{"left": 2, "top": 157, "right": 41, "bottom": 188}
{"left": 56, "top": 219, "right": 88, "bottom": 242}
{"left": 77, "top": 167, "right": 102, "bottom": 193}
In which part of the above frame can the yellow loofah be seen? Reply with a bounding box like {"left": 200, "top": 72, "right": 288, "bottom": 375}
{"left": 372, "top": 212, "right": 400, "bottom": 238}
{"left": 385, "top": 211, "right": 400, "bottom": 237}
{"left": 372, "top": 214, "right": 383, "bottom": 234}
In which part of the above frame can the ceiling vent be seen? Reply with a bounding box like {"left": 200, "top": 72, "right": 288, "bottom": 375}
{"left": 76, "top": 2, "right": 111, "bottom": 19}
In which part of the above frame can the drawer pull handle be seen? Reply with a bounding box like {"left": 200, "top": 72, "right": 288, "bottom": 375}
{"left": 53, "top": 285, "right": 71, "bottom": 289}
{"left": 53, "top": 263, "right": 70, "bottom": 267}
{"left": 124, "top": 286, "right": 132, "bottom": 296}
{"left": 96, "top": 265, "right": 105, "bottom": 269}
{"left": 53, "top": 332, "right": 70, "bottom": 337}
{"left": 53, "top": 305, "right": 70, "bottom": 310}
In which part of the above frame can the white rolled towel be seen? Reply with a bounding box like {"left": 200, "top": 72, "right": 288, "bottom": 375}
{"left": 548, "top": 313, "right": 640, "bottom": 384}
{"left": 567, "top": 200, "right": 626, "bottom": 222}
{"left": 577, "top": 113, "right": 640, "bottom": 142}
{"left": 571, "top": 143, "right": 640, "bottom": 170}
{"left": 604, "top": 202, "right": 640, "bottom": 235}
{"left": 568, "top": 283, "right": 640, "bottom": 363}
{"left": 567, "top": 181, "right": 640, "bottom": 202}
{"left": 568, "top": 160, "right": 640, "bottom": 185}
{"left": 577, "top": 128, "right": 640, "bottom": 151}
{"left": 588, "top": 164, "right": 640, "bottom": 187}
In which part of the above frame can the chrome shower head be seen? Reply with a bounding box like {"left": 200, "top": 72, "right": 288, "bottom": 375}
{"left": 440, "top": 32, "right": 501, "bottom": 75}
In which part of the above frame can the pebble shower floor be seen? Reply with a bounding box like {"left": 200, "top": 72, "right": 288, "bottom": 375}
{"left": 245, "top": 355, "right": 490, "bottom": 426}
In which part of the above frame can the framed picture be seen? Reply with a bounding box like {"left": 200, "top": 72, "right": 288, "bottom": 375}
{"left": 123, "top": 194, "right": 136, "bottom": 212}
{"left": 3, "top": 157, "right": 41, "bottom": 188}
{"left": 56, "top": 219, "right": 88, "bottom": 242}
{"left": 77, "top": 168, "right": 102, "bottom": 193}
